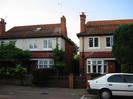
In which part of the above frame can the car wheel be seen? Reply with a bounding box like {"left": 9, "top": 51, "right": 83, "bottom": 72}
{"left": 100, "top": 89, "right": 112, "bottom": 99}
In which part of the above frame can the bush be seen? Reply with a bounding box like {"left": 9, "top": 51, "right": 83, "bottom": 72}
{"left": 32, "top": 68, "right": 56, "bottom": 86}
{"left": 0, "top": 67, "right": 15, "bottom": 79}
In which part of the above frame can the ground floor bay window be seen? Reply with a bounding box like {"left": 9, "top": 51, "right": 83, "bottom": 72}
{"left": 87, "top": 59, "right": 108, "bottom": 74}
{"left": 37, "top": 59, "right": 54, "bottom": 69}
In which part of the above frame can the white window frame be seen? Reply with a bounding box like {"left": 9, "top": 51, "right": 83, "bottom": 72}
{"left": 29, "top": 40, "right": 37, "bottom": 50}
{"left": 37, "top": 59, "right": 54, "bottom": 69}
{"left": 88, "top": 37, "right": 100, "bottom": 49}
{"left": 43, "top": 39, "right": 52, "bottom": 50}
{"left": 105, "top": 36, "right": 113, "bottom": 48}
{"left": 86, "top": 59, "right": 108, "bottom": 74}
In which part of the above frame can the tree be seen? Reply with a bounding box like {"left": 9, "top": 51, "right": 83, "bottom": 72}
{"left": 52, "top": 45, "right": 65, "bottom": 75}
{"left": 112, "top": 24, "right": 133, "bottom": 72}
{"left": 0, "top": 43, "right": 31, "bottom": 67}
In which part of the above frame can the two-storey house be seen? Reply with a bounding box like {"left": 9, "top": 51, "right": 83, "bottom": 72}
{"left": 0, "top": 16, "right": 76, "bottom": 74}
{"left": 77, "top": 12, "right": 133, "bottom": 75}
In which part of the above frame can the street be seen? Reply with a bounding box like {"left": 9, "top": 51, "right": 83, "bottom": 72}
{"left": 0, "top": 85, "right": 133, "bottom": 99}
{"left": 0, "top": 85, "right": 85, "bottom": 99}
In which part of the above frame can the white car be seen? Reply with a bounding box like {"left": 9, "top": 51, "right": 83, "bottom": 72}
{"left": 87, "top": 73, "right": 133, "bottom": 99}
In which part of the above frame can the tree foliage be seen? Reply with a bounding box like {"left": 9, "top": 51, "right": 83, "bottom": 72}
{"left": 0, "top": 64, "right": 27, "bottom": 85}
{"left": 0, "top": 43, "right": 31, "bottom": 67}
{"left": 112, "top": 24, "right": 133, "bottom": 72}
{"left": 52, "top": 45, "right": 65, "bottom": 74}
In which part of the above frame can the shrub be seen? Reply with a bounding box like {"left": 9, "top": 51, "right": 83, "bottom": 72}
{"left": 0, "top": 67, "right": 15, "bottom": 79}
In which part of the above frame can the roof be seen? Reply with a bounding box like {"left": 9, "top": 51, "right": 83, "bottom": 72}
{"left": 0, "top": 24, "right": 63, "bottom": 39}
{"left": 77, "top": 19, "right": 133, "bottom": 37}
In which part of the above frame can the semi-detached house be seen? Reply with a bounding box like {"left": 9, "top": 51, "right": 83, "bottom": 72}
{"left": 77, "top": 12, "right": 133, "bottom": 75}
{"left": 0, "top": 16, "right": 76, "bottom": 74}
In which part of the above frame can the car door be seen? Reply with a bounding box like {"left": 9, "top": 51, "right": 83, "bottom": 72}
{"left": 123, "top": 75, "right": 133, "bottom": 96}
{"left": 107, "top": 74, "right": 128, "bottom": 96}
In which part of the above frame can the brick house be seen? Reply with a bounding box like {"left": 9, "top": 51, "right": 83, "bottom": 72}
{"left": 77, "top": 12, "right": 133, "bottom": 75}
{"left": 0, "top": 16, "right": 76, "bottom": 74}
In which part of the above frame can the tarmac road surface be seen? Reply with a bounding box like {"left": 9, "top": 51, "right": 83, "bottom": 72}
{"left": 0, "top": 85, "right": 86, "bottom": 99}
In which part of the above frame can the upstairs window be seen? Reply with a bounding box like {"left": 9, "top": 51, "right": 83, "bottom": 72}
{"left": 44, "top": 39, "right": 52, "bottom": 49}
{"left": 106, "top": 36, "right": 113, "bottom": 48}
{"left": 89, "top": 37, "right": 99, "bottom": 48}
{"left": 9, "top": 41, "right": 16, "bottom": 46}
{"left": 0, "top": 41, "right": 5, "bottom": 46}
{"left": 29, "top": 41, "right": 37, "bottom": 50}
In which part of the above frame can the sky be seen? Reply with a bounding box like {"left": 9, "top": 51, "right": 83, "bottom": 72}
{"left": 0, "top": 0, "right": 133, "bottom": 45}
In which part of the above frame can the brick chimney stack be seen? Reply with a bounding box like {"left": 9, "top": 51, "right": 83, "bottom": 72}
{"left": 80, "top": 12, "right": 86, "bottom": 32}
{"left": 0, "top": 18, "right": 6, "bottom": 36}
{"left": 61, "top": 16, "right": 67, "bottom": 37}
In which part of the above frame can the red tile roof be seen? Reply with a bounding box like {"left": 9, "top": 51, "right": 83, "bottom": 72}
{"left": 0, "top": 24, "right": 64, "bottom": 39}
{"left": 78, "top": 19, "right": 133, "bottom": 36}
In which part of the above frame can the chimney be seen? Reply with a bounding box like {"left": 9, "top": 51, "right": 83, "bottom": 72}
{"left": 61, "top": 16, "right": 67, "bottom": 37}
{"left": 80, "top": 12, "right": 86, "bottom": 32}
{"left": 0, "top": 18, "right": 6, "bottom": 35}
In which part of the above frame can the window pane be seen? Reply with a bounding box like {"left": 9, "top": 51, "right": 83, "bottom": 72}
{"left": 39, "top": 60, "right": 43, "bottom": 64}
{"left": 87, "top": 65, "right": 91, "bottom": 73}
{"left": 108, "top": 75, "right": 124, "bottom": 83}
{"left": 89, "top": 38, "right": 93, "bottom": 47}
{"left": 104, "top": 61, "right": 108, "bottom": 73}
{"left": 106, "top": 37, "right": 111, "bottom": 47}
{"left": 43, "top": 60, "right": 48, "bottom": 65}
{"left": 94, "top": 38, "right": 98, "bottom": 47}
{"left": 48, "top": 40, "right": 52, "bottom": 48}
{"left": 93, "top": 65, "right": 96, "bottom": 73}
{"left": 39, "top": 65, "right": 44, "bottom": 69}
{"left": 43, "top": 65, "right": 48, "bottom": 68}
{"left": 0, "top": 41, "right": 4, "bottom": 45}
{"left": 111, "top": 37, "right": 113, "bottom": 46}
{"left": 98, "top": 65, "right": 102, "bottom": 73}
{"left": 88, "top": 61, "right": 91, "bottom": 64}
{"left": 9, "top": 41, "right": 16, "bottom": 45}
{"left": 34, "top": 43, "right": 37, "bottom": 48}
{"left": 98, "top": 60, "right": 102, "bottom": 64}
{"left": 44, "top": 40, "right": 47, "bottom": 48}
{"left": 124, "top": 75, "right": 133, "bottom": 83}
{"left": 92, "top": 61, "right": 96, "bottom": 65}
{"left": 29, "top": 44, "right": 33, "bottom": 49}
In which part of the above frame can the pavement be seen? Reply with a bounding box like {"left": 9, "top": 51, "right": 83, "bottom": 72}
{"left": 0, "top": 84, "right": 98, "bottom": 99}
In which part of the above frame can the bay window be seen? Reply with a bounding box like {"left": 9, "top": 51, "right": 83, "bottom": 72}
{"left": 37, "top": 59, "right": 54, "bottom": 69}
{"left": 87, "top": 59, "right": 108, "bottom": 74}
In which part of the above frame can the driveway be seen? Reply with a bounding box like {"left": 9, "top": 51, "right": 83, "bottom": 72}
{"left": 0, "top": 85, "right": 86, "bottom": 99}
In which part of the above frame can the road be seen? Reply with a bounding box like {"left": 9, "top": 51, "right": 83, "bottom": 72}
{"left": 0, "top": 85, "right": 85, "bottom": 99}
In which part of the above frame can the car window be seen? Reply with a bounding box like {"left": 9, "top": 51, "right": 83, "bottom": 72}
{"left": 107, "top": 75, "right": 124, "bottom": 83}
{"left": 124, "top": 75, "right": 133, "bottom": 83}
